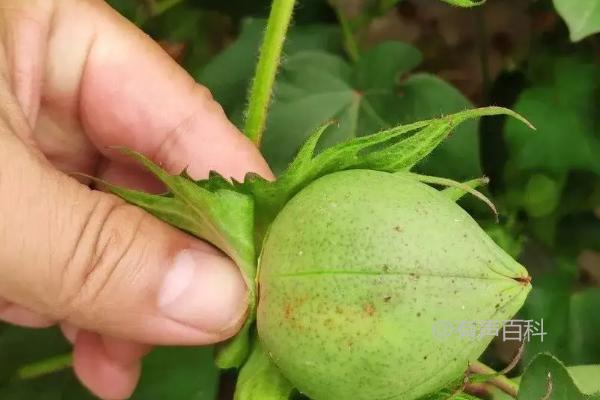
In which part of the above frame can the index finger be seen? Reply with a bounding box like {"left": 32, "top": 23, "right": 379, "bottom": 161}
{"left": 12, "top": 0, "right": 272, "bottom": 180}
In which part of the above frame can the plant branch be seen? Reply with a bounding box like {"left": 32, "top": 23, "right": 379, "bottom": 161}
{"left": 15, "top": 352, "right": 73, "bottom": 380}
{"left": 243, "top": 0, "right": 296, "bottom": 146}
{"left": 469, "top": 360, "right": 519, "bottom": 398}
{"left": 331, "top": 4, "right": 360, "bottom": 62}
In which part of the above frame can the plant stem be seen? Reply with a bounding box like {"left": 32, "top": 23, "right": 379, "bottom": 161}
{"left": 469, "top": 360, "right": 519, "bottom": 398}
{"left": 332, "top": 5, "right": 360, "bottom": 62}
{"left": 15, "top": 352, "right": 73, "bottom": 380}
{"left": 243, "top": 0, "right": 296, "bottom": 147}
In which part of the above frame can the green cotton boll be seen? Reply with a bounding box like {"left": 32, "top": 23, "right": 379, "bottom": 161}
{"left": 257, "top": 170, "right": 531, "bottom": 400}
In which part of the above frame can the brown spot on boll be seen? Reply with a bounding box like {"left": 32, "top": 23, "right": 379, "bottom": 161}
{"left": 284, "top": 304, "right": 294, "bottom": 319}
{"left": 363, "top": 303, "right": 376, "bottom": 316}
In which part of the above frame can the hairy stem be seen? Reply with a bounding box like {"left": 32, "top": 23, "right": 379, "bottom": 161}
{"left": 469, "top": 360, "right": 519, "bottom": 398}
{"left": 16, "top": 352, "right": 73, "bottom": 380}
{"left": 243, "top": 0, "right": 296, "bottom": 146}
{"left": 331, "top": 4, "right": 360, "bottom": 62}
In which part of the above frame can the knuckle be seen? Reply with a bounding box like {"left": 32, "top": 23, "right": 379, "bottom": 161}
{"left": 152, "top": 83, "right": 230, "bottom": 174}
{"left": 193, "top": 82, "right": 227, "bottom": 119}
{"left": 194, "top": 82, "right": 215, "bottom": 103}
{"left": 50, "top": 194, "right": 147, "bottom": 320}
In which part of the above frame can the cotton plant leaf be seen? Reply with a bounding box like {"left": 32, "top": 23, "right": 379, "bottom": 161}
{"left": 517, "top": 353, "right": 600, "bottom": 399}
{"left": 130, "top": 347, "right": 219, "bottom": 400}
{"left": 491, "top": 364, "right": 600, "bottom": 400}
{"left": 196, "top": 18, "right": 343, "bottom": 126}
{"left": 504, "top": 57, "right": 600, "bottom": 175}
{"left": 567, "top": 365, "right": 600, "bottom": 395}
{"left": 262, "top": 43, "right": 481, "bottom": 180}
{"left": 520, "top": 273, "right": 600, "bottom": 367}
{"left": 233, "top": 339, "right": 294, "bottom": 400}
{"left": 553, "top": 0, "right": 600, "bottom": 42}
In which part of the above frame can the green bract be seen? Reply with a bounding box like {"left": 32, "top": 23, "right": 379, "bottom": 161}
{"left": 102, "top": 107, "right": 535, "bottom": 399}
{"left": 258, "top": 170, "right": 530, "bottom": 400}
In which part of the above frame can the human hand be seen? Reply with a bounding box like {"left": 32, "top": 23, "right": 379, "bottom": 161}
{"left": 0, "top": 0, "right": 271, "bottom": 398}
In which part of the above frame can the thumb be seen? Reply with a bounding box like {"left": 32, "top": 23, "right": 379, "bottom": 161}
{"left": 0, "top": 134, "right": 248, "bottom": 345}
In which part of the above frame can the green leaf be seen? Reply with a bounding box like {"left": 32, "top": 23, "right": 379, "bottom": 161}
{"left": 0, "top": 371, "right": 94, "bottom": 400}
{"left": 391, "top": 74, "right": 481, "bottom": 180}
{"left": 263, "top": 42, "right": 481, "bottom": 180}
{"left": 233, "top": 340, "right": 293, "bottom": 400}
{"left": 568, "top": 365, "right": 600, "bottom": 395}
{"left": 0, "top": 325, "right": 219, "bottom": 400}
{"left": 520, "top": 266, "right": 600, "bottom": 366}
{"left": 518, "top": 353, "right": 600, "bottom": 399}
{"left": 492, "top": 364, "right": 600, "bottom": 400}
{"left": 521, "top": 174, "right": 564, "bottom": 218}
{"left": 553, "top": 0, "right": 600, "bottom": 41}
{"left": 131, "top": 347, "right": 219, "bottom": 400}
{"left": 196, "top": 19, "right": 343, "bottom": 126}
{"left": 0, "top": 325, "right": 73, "bottom": 388}
{"left": 505, "top": 57, "right": 600, "bottom": 175}
{"left": 0, "top": 325, "right": 90, "bottom": 399}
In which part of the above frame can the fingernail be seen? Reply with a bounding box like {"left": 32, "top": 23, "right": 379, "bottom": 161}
{"left": 158, "top": 249, "right": 248, "bottom": 333}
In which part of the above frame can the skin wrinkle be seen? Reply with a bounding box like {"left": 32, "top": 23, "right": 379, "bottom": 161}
{"left": 151, "top": 108, "right": 200, "bottom": 174}
{"left": 77, "top": 13, "right": 181, "bottom": 173}
{"left": 55, "top": 192, "right": 101, "bottom": 315}
{"left": 0, "top": 1, "right": 52, "bottom": 129}
{"left": 39, "top": 1, "right": 100, "bottom": 175}
{"left": 40, "top": 171, "right": 70, "bottom": 312}
{"left": 77, "top": 204, "right": 146, "bottom": 321}
{"left": 55, "top": 195, "right": 121, "bottom": 320}
{"left": 111, "top": 76, "right": 221, "bottom": 177}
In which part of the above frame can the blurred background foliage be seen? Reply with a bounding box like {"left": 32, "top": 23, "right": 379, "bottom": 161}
{"left": 1, "top": 0, "right": 599, "bottom": 398}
